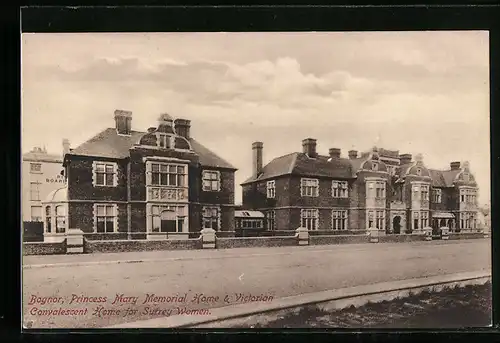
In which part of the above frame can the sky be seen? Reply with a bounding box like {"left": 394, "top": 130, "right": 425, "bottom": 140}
{"left": 21, "top": 31, "right": 490, "bottom": 205}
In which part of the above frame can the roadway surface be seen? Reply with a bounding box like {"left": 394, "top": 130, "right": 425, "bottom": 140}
{"left": 22, "top": 239, "right": 491, "bottom": 328}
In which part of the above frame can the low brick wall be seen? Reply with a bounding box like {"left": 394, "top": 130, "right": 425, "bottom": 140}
{"left": 215, "top": 231, "right": 236, "bottom": 238}
{"left": 309, "top": 230, "right": 367, "bottom": 236}
{"left": 379, "top": 234, "right": 427, "bottom": 243}
{"left": 216, "top": 236, "right": 298, "bottom": 249}
{"left": 309, "top": 234, "right": 371, "bottom": 246}
{"left": 23, "top": 240, "right": 67, "bottom": 256}
{"left": 84, "top": 238, "right": 202, "bottom": 253}
{"left": 448, "top": 232, "right": 485, "bottom": 240}
{"left": 84, "top": 233, "right": 129, "bottom": 241}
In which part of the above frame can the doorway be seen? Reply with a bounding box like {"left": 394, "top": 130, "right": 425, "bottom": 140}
{"left": 393, "top": 215, "right": 402, "bottom": 234}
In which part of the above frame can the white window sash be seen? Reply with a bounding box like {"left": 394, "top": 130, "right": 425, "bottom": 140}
{"left": 202, "top": 170, "right": 221, "bottom": 192}
{"left": 93, "top": 204, "right": 118, "bottom": 233}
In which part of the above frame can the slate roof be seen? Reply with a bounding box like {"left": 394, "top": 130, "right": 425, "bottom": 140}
{"left": 241, "top": 152, "right": 354, "bottom": 185}
{"left": 69, "top": 128, "right": 236, "bottom": 169}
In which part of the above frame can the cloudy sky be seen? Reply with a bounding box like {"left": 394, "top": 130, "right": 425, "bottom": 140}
{"left": 21, "top": 31, "right": 490, "bottom": 205}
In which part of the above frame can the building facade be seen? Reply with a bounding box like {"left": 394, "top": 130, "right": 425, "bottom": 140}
{"left": 22, "top": 143, "right": 69, "bottom": 222}
{"left": 42, "top": 110, "right": 237, "bottom": 242}
{"left": 241, "top": 139, "right": 480, "bottom": 234}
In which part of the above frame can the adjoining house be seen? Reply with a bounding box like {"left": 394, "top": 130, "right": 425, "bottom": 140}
{"left": 241, "top": 139, "right": 480, "bottom": 235}
{"left": 42, "top": 110, "right": 237, "bottom": 242}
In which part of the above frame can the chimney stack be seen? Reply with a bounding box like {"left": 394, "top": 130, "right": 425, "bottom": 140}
{"left": 329, "top": 148, "right": 341, "bottom": 159}
{"left": 114, "top": 109, "right": 132, "bottom": 135}
{"left": 399, "top": 153, "right": 412, "bottom": 165}
{"left": 348, "top": 150, "right": 358, "bottom": 159}
{"left": 252, "top": 142, "right": 263, "bottom": 178}
{"left": 174, "top": 119, "right": 191, "bottom": 139}
{"left": 62, "top": 138, "right": 70, "bottom": 156}
{"left": 302, "top": 138, "right": 317, "bottom": 158}
{"left": 450, "top": 161, "right": 461, "bottom": 170}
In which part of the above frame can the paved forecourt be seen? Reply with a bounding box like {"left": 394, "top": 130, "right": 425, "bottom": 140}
{"left": 22, "top": 239, "right": 491, "bottom": 329}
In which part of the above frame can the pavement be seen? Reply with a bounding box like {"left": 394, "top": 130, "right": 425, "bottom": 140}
{"left": 22, "top": 239, "right": 491, "bottom": 329}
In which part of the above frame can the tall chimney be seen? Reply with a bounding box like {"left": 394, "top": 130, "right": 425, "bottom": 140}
{"left": 329, "top": 148, "right": 341, "bottom": 159}
{"left": 450, "top": 161, "right": 461, "bottom": 170}
{"left": 348, "top": 150, "right": 358, "bottom": 159}
{"left": 399, "top": 153, "right": 412, "bottom": 165}
{"left": 252, "top": 142, "right": 263, "bottom": 178}
{"left": 114, "top": 109, "right": 132, "bottom": 135}
{"left": 62, "top": 138, "right": 70, "bottom": 156}
{"left": 302, "top": 138, "right": 317, "bottom": 158}
{"left": 174, "top": 119, "right": 191, "bottom": 139}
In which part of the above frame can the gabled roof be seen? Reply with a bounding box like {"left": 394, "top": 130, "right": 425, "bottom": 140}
{"left": 69, "top": 128, "right": 236, "bottom": 169}
{"left": 241, "top": 152, "right": 354, "bottom": 185}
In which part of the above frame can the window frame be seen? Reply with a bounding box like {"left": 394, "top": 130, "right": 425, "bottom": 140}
{"left": 432, "top": 188, "right": 442, "bottom": 203}
{"left": 30, "top": 206, "right": 42, "bottom": 222}
{"left": 266, "top": 180, "right": 276, "bottom": 199}
{"left": 202, "top": 206, "right": 220, "bottom": 230}
{"left": 301, "top": 208, "right": 319, "bottom": 230}
{"left": 301, "top": 178, "right": 319, "bottom": 197}
{"left": 266, "top": 210, "right": 276, "bottom": 230}
{"left": 55, "top": 205, "right": 66, "bottom": 234}
{"left": 29, "top": 181, "right": 41, "bottom": 201}
{"left": 202, "top": 170, "right": 221, "bottom": 192}
{"left": 331, "top": 210, "right": 348, "bottom": 230}
{"left": 93, "top": 204, "right": 118, "bottom": 233}
{"left": 92, "top": 161, "right": 118, "bottom": 187}
{"left": 149, "top": 205, "right": 186, "bottom": 233}
{"left": 29, "top": 162, "right": 42, "bottom": 174}
{"left": 332, "top": 180, "right": 348, "bottom": 198}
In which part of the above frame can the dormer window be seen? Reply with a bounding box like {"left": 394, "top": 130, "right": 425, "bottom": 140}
{"left": 416, "top": 168, "right": 422, "bottom": 176}
{"left": 463, "top": 172, "right": 470, "bottom": 182}
{"left": 158, "top": 133, "right": 172, "bottom": 149}
{"left": 371, "top": 162, "right": 378, "bottom": 171}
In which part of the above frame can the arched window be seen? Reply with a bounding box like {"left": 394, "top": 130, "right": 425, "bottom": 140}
{"left": 55, "top": 205, "right": 66, "bottom": 233}
{"left": 45, "top": 206, "right": 52, "bottom": 233}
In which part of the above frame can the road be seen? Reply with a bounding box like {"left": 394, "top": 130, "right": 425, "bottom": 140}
{"left": 22, "top": 239, "right": 491, "bottom": 328}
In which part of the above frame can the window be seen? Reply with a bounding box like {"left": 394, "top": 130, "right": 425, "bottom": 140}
{"left": 266, "top": 210, "right": 276, "bottom": 230}
{"left": 158, "top": 133, "right": 172, "bottom": 149}
{"left": 368, "top": 211, "right": 374, "bottom": 228}
{"left": 202, "top": 206, "right": 220, "bottom": 230}
{"left": 31, "top": 206, "right": 42, "bottom": 222}
{"left": 93, "top": 162, "right": 117, "bottom": 187}
{"left": 421, "top": 184, "right": 429, "bottom": 201}
{"left": 146, "top": 162, "right": 187, "bottom": 201}
{"left": 202, "top": 170, "right": 220, "bottom": 191}
{"left": 332, "top": 210, "right": 347, "bottom": 230}
{"left": 367, "top": 181, "right": 386, "bottom": 199}
{"left": 416, "top": 168, "right": 422, "bottom": 176}
{"left": 301, "top": 178, "right": 319, "bottom": 197}
{"left": 150, "top": 163, "right": 185, "bottom": 187}
{"left": 460, "top": 212, "right": 476, "bottom": 230}
{"left": 371, "top": 162, "right": 378, "bottom": 171}
{"left": 55, "top": 205, "right": 66, "bottom": 233}
{"left": 30, "top": 182, "right": 40, "bottom": 201}
{"left": 150, "top": 205, "right": 186, "bottom": 233}
{"left": 463, "top": 173, "right": 470, "bottom": 182}
{"left": 387, "top": 166, "right": 396, "bottom": 175}
{"left": 301, "top": 209, "right": 318, "bottom": 230}
{"left": 241, "top": 219, "right": 263, "bottom": 229}
{"left": 95, "top": 204, "right": 116, "bottom": 233}
{"left": 332, "top": 181, "right": 348, "bottom": 198}
{"left": 413, "top": 212, "right": 419, "bottom": 231}
{"left": 376, "top": 210, "right": 385, "bottom": 230}
{"left": 432, "top": 189, "right": 442, "bottom": 203}
{"left": 45, "top": 206, "right": 51, "bottom": 233}
{"left": 266, "top": 180, "right": 276, "bottom": 199}
{"left": 421, "top": 211, "right": 429, "bottom": 228}
{"left": 460, "top": 188, "right": 477, "bottom": 204}
{"left": 30, "top": 163, "right": 42, "bottom": 173}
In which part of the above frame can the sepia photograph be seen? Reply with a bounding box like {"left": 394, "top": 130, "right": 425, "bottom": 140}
{"left": 21, "top": 31, "right": 491, "bottom": 329}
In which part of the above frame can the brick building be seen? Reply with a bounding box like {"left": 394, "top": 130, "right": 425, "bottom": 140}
{"left": 42, "top": 110, "right": 236, "bottom": 242}
{"left": 241, "top": 139, "right": 479, "bottom": 234}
